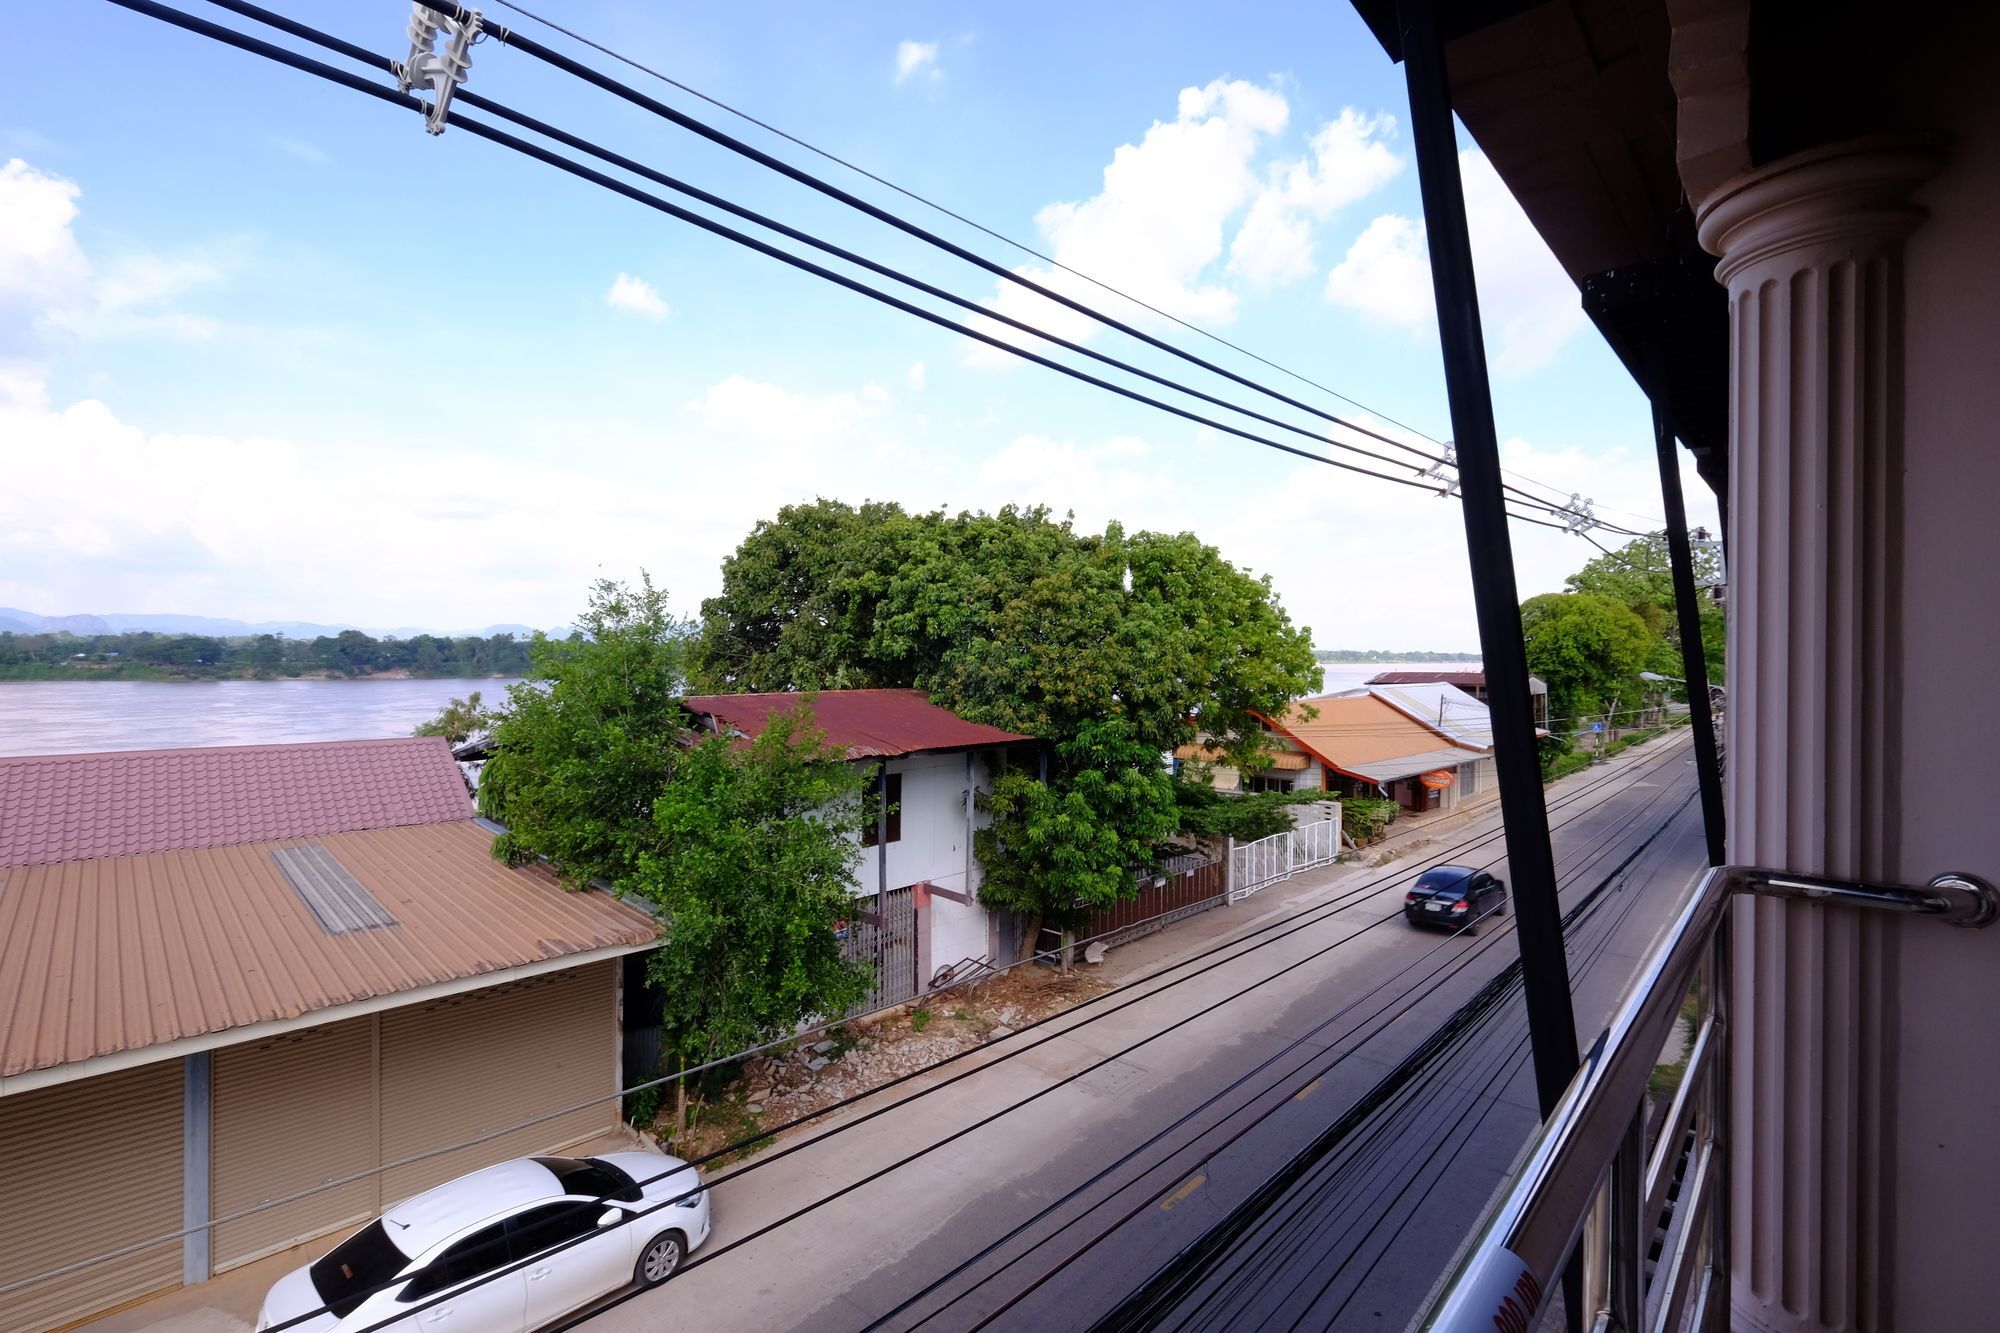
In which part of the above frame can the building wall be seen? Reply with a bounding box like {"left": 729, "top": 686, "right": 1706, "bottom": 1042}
{"left": 1883, "top": 66, "right": 2000, "bottom": 1331}
{"left": 852, "top": 750, "right": 984, "bottom": 901}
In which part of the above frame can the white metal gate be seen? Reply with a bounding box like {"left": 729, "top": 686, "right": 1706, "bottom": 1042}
{"left": 1229, "top": 817, "right": 1342, "bottom": 901}
{"left": 840, "top": 886, "right": 918, "bottom": 1015}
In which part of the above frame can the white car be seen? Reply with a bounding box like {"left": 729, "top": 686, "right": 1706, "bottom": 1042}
{"left": 256, "top": 1153, "right": 711, "bottom": 1332}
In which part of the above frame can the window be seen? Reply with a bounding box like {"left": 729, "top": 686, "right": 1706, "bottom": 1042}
{"left": 400, "top": 1222, "right": 513, "bottom": 1301}
{"left": 861, "top": 771, "right": 902, "bottom": 847}
{"left": 311, "top": 1221, "right": 415, "bottom": 1318}
{"left": 505, "top": 1201, "right": 607, "bottom": 1261}
{"left": 1247, "top": 775, "right": 1294, "bottom": 795}
{"left": 533, "top": 1156, "right": 642, "bottom": 1203}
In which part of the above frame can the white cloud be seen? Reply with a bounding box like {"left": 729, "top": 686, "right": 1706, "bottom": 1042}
{"left": 964, "top": 79, "right": 1293, "bottom": 365}
{"left": 1322, "top": 149, "right": 1589, "bottom": 377}
{"left": 604, "top": 272, "right": 669, "bottom": 319}
{"left": 976, "top": 433, "right": 1187, "bottom": 533}
{"left": 1323, "top": 214, "right": 1433, "bottom": 329}
{"left": 906, "top": 360, "right": 927, "bottom": 393}
{"left": 895, "top": 40, "right": 939, "bottom": 84}
{"left": 689, "top": 374, "right": 882, "bottom": 447}
{"left": 1230, "top": 109, "right": 1403, "bottom": 286}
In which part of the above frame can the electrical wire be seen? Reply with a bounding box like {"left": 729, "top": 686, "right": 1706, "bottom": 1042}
{"left": 266, "top": 736, "right": 1696, "bottom": 1333}
{"left": 7, "top": 719, "right": 1687, "bottom": 1304}
{"left": 892, "top": 762, "right": 1695, "bottom": 1330}
{"left": 451, "top": 1, "right": 1668, "bottom": 536}
{"left": 117, "top": 0, "right": 1455, "bottom": 505}
{"left": 405, "top": 0, "right": 1652, "bottom": 535}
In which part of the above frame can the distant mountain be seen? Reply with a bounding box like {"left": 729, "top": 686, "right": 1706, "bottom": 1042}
{"left": 1314, "top": 648, "right": 1483, "bottom": 663}
{"left": 0, "top": 609, "right": 557, "bottom": 640}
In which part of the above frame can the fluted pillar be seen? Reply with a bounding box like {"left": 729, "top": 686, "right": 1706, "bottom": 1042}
{"left": 1696, "top": 137, "right": 1942, "bottom": 1333}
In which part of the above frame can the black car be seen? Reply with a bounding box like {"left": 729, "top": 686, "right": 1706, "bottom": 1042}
{"left": 1402, "top": 865, "right": 1508, "bottom": 933}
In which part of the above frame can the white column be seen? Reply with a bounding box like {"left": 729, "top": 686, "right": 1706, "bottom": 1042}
{"left": 1696, "top": 136, "right": 1941, "bottom": 1333}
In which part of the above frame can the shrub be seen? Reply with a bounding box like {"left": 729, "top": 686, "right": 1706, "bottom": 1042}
{"left": 1340, "top": 796, "right": 1398, "bottom": 845}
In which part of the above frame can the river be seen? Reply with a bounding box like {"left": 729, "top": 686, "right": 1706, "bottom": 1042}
{"left": 0, "top": 663, "right": 1477, "bottom": 757}
{"left": 0, "top": 678, "right": 522, "bottom": 756}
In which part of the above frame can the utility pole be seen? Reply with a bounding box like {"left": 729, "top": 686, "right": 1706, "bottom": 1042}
{"left": 1395, "top": 0, "right": 1580, "bottom": 1118}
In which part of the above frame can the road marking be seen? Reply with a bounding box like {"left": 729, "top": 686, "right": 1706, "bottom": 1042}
{"left": 1293, "top": 1078, "right": 1322, "bottom": 1101}
{"left": 1160, "top": 1172, "right": 1207, "bottom": 1211}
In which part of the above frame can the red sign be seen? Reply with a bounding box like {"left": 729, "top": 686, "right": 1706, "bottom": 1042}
{"left": 1419, "top": 769, "right": 1455, "bottom": 790}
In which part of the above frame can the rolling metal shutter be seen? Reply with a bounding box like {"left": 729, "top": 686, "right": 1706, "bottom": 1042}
{"left": 379, "top": 963, "right": 617, "bottom": 1202}
{"left": 0, "top": 1062, "right": 182, "bottom": 1333}
{"left": 212, "top": 1018, "right": 379, "bottom": 1271}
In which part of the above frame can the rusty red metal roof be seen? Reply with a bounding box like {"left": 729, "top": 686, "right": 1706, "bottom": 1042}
{"left": 0, "top": 738, "right": 472, "bottom": 867}
{"left": 681, "top": 689, "right": 1031, "bottom": 759}
{"left": 0, "top": 820, "right": 659, "bottom": 1078}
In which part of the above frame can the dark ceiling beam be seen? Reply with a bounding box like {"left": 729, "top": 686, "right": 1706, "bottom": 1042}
{"left": 1350, "top": 0, "right": 1551, "bottom": 61}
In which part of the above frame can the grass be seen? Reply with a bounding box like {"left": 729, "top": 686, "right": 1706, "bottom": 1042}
{"left": 909, "top": 1007, "right": 932, "bottom": 1034}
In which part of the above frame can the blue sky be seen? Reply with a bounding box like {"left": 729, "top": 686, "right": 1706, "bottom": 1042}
{"left": 0, "top": 0, "right": 1716, "bottom": 647}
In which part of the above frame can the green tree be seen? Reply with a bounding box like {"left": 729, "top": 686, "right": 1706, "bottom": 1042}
{"left": 973, "top": 720, "right": 1179, "bottom": 950}
{"left": 413, "top": 690, "right": 502, "bottom": 745}
{"left": 695, "top": 501, "right": 1321, "bottom": 949}
{"left": 631, "top": 702, "right": 872, "bottom": 1130}
{"left": 1563, "top": 533, "right": 1725, "bottom": 684}
{"left": 477, "top": 576, "right": 692, "bottom": 884}
{"left": 1520, "top": 592, "right": 1656, "bottom": 738}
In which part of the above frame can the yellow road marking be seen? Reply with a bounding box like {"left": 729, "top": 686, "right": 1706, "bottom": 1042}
{"left": 1293, "top": 1078, "right": 1323, "bottom": 1101}
{"left": 1159, "top": 1172, "right": 1207, "bottom": 1211}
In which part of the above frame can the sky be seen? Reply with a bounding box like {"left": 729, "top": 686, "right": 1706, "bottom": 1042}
{"left": 0, "top": 0, "right": 1717, "bottom": 649}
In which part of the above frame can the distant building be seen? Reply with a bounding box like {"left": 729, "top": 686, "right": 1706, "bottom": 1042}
{"left": 1365, "top": 669, "right": 1548, "bottom": 724}
{"left": 1178, "top": 692, "right": 1497, "bottom": 815}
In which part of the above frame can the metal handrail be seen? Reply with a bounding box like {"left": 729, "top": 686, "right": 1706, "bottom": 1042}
{"left": 1419, "top": 864, "right": 1997, "bottom": 1333}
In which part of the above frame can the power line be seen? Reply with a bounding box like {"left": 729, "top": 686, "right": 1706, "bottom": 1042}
{"left": 406, "top": 1, "right": 1650, "bottom": 535}
{"left": 471, "top": 0, "right": 1669, "bottom": 536}
{"left": 903, "top": 766, "right": 1695, "bottom": 1329}
{"left": 247, "top": 736, "right": 1694, "bottom": 1333}
{"left": 137, "top": 1, "right": 1453, "bottom": 502}
{"left": 7, "top": 721, "right": 1687, "bottom": 1302}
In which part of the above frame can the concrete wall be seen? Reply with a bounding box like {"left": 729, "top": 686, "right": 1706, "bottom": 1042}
{"left": 852, "top": 750, "right": 978, "bottom": 901}
{"left": 1882, "top": 64, "right": 2000, "bottom": 1332}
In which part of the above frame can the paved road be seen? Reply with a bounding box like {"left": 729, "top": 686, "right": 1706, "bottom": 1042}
{"left": 574, "top": 732, "right": 1707, "bottom": 1333}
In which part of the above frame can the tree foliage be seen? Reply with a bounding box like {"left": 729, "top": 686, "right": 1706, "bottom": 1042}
{"left": 1520, "top": 591, "right": 1655, "bottom": 731}
{"left": 1563, "top": 533, "right": 1725, "bottom": 683}
{"left": 692, "top": 500, "right": 1322, "bottom": 761}
{"left": 631, "top": 704, "right": 872, "bottom": 1124}
{"left": 477, "top": 577, "right": 692, "bottom": 884}
{"left": 412, "top": 690, "right": 501, "bottom": 745}
{"left": 694, "top": 501, "right": 1321, "bottom": 940}
{"left": 0, "top": 628, "right": 531, "bottom": 680}
{"left": 1171, "top": 778, "right": 1334, "bottom": 844}
{"left": 974, "top": 721, "right": 1179, "bottom": 936}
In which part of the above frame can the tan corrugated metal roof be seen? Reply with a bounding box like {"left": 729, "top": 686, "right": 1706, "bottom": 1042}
{"left": 0, "top": 738, "right": 472, "bottom": 867}
{"left": 0, "top": 821, "right": 659, "bottom": 1078}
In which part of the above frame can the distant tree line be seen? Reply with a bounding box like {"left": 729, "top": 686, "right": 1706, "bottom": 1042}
{"left": 0, "top": 629, "right": 532, "bottom": 680}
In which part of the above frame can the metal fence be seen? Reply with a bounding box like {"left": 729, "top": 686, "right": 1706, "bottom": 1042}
{"left": 1418, "top": 864, "right": 1997, "bottom": 1333}
{"left": 1229, "top": 816, "right": 1342, "bottom": 902}
{"left": 839, "top": 885, "right": 918, "bottom": 1015}
{"left": 1082, "top": 858, "right": 1227, "bottom": 948}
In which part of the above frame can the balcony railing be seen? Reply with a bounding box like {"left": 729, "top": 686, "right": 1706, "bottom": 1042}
{"left": 1418, "top": 864, "right": 1997, "bottom": 1333}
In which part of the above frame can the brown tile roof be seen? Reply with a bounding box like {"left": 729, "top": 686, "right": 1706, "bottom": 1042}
{"left": 0, "top": 738, "right": 472, "bottom": 867}
{"left": 0, "top": 820, "right": 659, "bottom": 1078}
{"left": 1260, "top": 694, "right": 1485, "bottom": 779}
{"left": 682, "top": 689, "right": 1032, "bottom": 759}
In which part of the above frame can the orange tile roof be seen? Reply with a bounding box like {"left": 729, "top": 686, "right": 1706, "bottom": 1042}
{"left": 0, "top": 820, "right": 659, "bottom": 1079}
{"left": 1261, "top": 694, "right": 1481, "bottom": 777}
{"left": 0, "top": 738, "right": 472, "bottom": 867}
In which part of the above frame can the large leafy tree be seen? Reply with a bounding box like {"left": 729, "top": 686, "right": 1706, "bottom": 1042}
{"left": 478, "top": 576, "right": 692, "bottom": 883}
{"left": 973, "top": 721, "right": 1180, "bottom": 949}
{"left": 1520, "top": 591, "right": 1656, "bottom": 735}
{"left": 1563, "top": 533, "right": 1725, "bottom": 684}
{"left": 633, "top": 704, "right": 871, "bottom": 1129}
{"left": 694, "top": 501, "right": 1321, "bottom": 944}
{"left": 694, "top": 500, "right": 1321, "bottom": 759}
